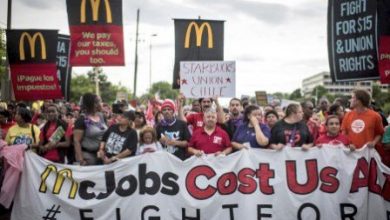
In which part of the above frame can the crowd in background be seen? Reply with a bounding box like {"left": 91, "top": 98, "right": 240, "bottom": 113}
{"left": 0, "top": 89, "right": 388, "bottom": 168}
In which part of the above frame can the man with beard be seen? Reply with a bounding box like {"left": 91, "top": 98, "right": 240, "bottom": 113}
{"left": 178, "top": 95, "right": 224, "bottom": 133}
{"left": 223, "top": 98, "right": 243, "bottom": 138}
{"left": 156, "top": 99, "right": 191, "bottom": 160}
{"left": 188, "top": 108, "right": 232, "bottom": 156}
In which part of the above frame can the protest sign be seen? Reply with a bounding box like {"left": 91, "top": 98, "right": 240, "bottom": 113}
{"left": 173, "top": 19, "right": 224, "bottom": 88}
{"left": 180, "top": 61, "right": 235, "bottom": 98}
{"left": 328, "top": 0, "right": 379, "bottom": 81}
{"left": 6, "top": 30, "right": 63, "bottom": 100}
{"left": 66, "top": 0, "right": 125, "bottom": 66}
{"left": 11, "top": 146, "right": 390, "bottom": 220}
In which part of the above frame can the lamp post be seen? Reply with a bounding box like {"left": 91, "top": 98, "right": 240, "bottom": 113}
{"left": 93, "top": 67, "right": 101, "bottom": 97}
{"left": 149, "top": 34, "right": 157, "bottom": 89}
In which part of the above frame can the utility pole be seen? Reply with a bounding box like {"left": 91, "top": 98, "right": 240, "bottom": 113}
{"left": 133, "top": 9, "right": 140, "bottom": 99}
{"left": 93, "top": 67, "right": 101, "bottom": 97}
{"left": 149, "top": 34, "right": 157, "bottom": 89}
{"left": 1, "top": 0, "right": 12, "bottom": 100}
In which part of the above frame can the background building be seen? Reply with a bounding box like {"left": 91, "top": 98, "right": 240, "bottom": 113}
{"left": 302, "top": 72, "right": 390, "bottom": 98}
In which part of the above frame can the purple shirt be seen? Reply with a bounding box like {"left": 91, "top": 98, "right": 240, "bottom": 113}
{"left": 232, "top": 123, "right": 271, "bottom": 148}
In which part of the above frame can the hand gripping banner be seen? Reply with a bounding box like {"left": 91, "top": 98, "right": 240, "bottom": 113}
{"left": 66, "top": 0, "right": 125, "bottom": 66}
{"left": 11, "top": 146, "right": 390, "bottom": 220}
{"left": 6, "top": 30, "right": 63, "bottom": 101}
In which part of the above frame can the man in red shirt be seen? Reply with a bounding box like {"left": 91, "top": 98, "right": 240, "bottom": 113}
{"left": 188, "top": 108, "right": 232, "bottom": 156}
{"left": 341, "top": 89, "right": 384, "bottom": 150}
{"left": 177, "top": 95, "right": 224, "bottom": 133}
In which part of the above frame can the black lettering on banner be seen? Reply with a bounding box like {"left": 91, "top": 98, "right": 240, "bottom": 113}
{"left": 161, "top": 172, "right": 179, "bottom": 195}
{"left": 78, "top": 181, "right": 96, "bottom": 200}
{"left": 139, "top": 164, "right": 161, "bottom": 195}
{"left": 141, "top": 206, "right": 160, "bottom": 220}
{"left": 115, "top": 174, "right": 138, "bottom": 196}
{"left": 96, "top": 171, "right": 116, "bottom": 199}
{"left": 116, "top": 208, "right": 121, "bottom": 220}
{"left": 340, "top": 203, "right": 357, "bottom": 220}
{"left": 182, "top": 208, "right": 200, "bottom": 220}
{"left": 79, "top": 209, "right": 94, "bottom": 220}
{"left": 257, "top": 204, "right": 272, "bottom": 219}
{"left": 222, "top": 204, "right": 238, "bottom": 220}
{"left": 297, "top": 203, "right": 320, "bottom": 220}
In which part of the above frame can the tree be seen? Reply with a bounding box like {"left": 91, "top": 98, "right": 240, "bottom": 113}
{"left": 147, "top": 81, "right": 179, "bottom": 100}
{"left": 311, "top": 85, "right": 328, "bottom": 105}
{"left": 70, "top": 68, "right": 132, "bottom": 104}
{"left": 69, "top": 74, "right": 94, "bottom": 102}
{"left": 289, "top": 88, "right": 302, "bottom": 101}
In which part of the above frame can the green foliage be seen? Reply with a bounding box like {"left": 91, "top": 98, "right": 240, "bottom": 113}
{"left": 147, "top": 81, "right": 179, "bottom": 100}
{"left": 289, "top": 88, "right": 302, "bottom": 101}
{"left": 69, "top": 74, "right": 94, "bottom": 102}
{"left": 272, "top": 92, "right": 289, "bottom": 100}
{"left": 70, "top": 68, "right": 131, "bottom": 104}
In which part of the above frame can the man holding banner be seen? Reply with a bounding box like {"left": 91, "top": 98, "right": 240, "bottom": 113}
{"left": 187, "top": 108, "right": 232, "bottom": 156}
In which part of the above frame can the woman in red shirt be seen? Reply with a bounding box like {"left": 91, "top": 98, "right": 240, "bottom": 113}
{"left": 315, "top": 115, "right": 349, "bottom": 147}
{"left": 39, "top": 104, "right": 71, "bottom": 163}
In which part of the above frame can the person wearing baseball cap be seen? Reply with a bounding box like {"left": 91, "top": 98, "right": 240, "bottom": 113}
{"left": 156, "top": 99, "right": 191, "bottom": 160}
{"left": 98, "top": 110, "right": 138, "bottom": 164}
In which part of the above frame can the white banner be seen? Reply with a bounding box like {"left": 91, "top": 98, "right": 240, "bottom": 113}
{"left": 12, "top": 146, "right": 390, "bottom": 220}
{"left": 179, "top": 61, "right": 236, "bottom": 98}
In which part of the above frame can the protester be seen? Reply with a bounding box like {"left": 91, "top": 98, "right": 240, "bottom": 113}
{"left": 269, "top": 103, "right": 313, "bottom": 150}
{"left": 74, "top": 93, "right": 108, "bottom": 165}
{"left": 154, "top": 111, "right": 164, "bottom": 127}
{"left": 315, "top": 115, "right": 349, "bottom": 147}
{"left": 223, "top": 98, "right": 243, "bottom": 138}
{"left": 5, "top": 107, "right": 40, "bottom": 149}
{"left": 156, "top": 99, "right": 190, "bottom": 160}
{"left": 318, "top": 99, "right": 329, "bottom": 123}
{"left": 328, "top": 103, "right": 345, "bottom": 121}
{"left": 265, "top": 110, "right": 279, "bottom": 129}
{"left": 38, "top": 104, "right": 71, "bottom": 163}
{"left": 136, "top": 126, "right": 163, "bottom": 155}
{"left": 341, "top": 89, "right": 384, "bottom": 151}
{"left": 191, "top": 100, "right": 201, "bottom": 113}
{"left": 188, "top": 108, "right": 232, "bottom": 156}
{"left": 301, "top": 101, "right": 319, "bottom": 141}
{"left": 98, "top": 111, "right": 138, "bottom": 164}
{"left": 0, "top": 110, "right": 14, "bottom": 140}
{"left": 134, "top": 111, "right": 147, "bottom": 132}
{"left": 178, "top": 95, "right": 224, "bottom": 133}
{"left": 232, "top": 105, "right": 270, "bottom": 150}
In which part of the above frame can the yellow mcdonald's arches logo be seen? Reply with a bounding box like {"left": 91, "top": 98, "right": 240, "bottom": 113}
{"left": 39, "top": 165, "right": 78, "bottom": 199}
{"left": 80, "top": 0, "right": 112, "bottom": 23}
{"left": 184, "top": 22, "right": 214, "bottom": 49}
{"left": 19, "top": 32, "right": 47, "bottom": 61}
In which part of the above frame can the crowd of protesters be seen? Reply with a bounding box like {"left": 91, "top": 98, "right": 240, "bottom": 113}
{"left": 0, "top": 89, "right": 388, "bottom": 167}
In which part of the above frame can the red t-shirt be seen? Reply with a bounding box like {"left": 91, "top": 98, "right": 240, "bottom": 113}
{"left": 1, "top": 121, "right": 15, "bottom": 139}
{"left": 341, "top": 109, "right": 384, "bottom": 149}
{"left": 40, "top": 122, "right": 61, "bottom": 162}
{"left": 315, "top": 133, "right": 350, "bottom": 146}
{"left": 189, "top": 126, "right": 231, "bottom": 154}
{"left": 186, "top": 112, "right": 204, "bottom": 133}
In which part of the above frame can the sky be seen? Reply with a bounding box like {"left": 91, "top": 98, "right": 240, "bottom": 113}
{"left": 0, "top": 0, "right": 330, "bottom": 97}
